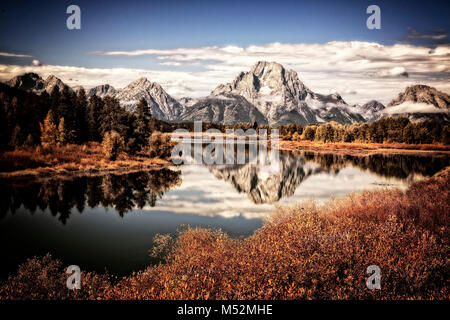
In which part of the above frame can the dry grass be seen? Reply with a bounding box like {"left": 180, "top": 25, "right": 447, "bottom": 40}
{"left": 0, "top": 167, "right": 448, "bottom": 300}
{"left": 0, "top": 143, "right": 172, "bottom": 178}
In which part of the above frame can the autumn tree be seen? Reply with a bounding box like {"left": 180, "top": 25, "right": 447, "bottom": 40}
{"left": 57, "top": 117, "right": 67, "bottom": 145}
{"left": 40, "top": 110, "right": 58, "bottom": 148}
{"left": 102, "top": 130, "right": 125, "bottom": 161}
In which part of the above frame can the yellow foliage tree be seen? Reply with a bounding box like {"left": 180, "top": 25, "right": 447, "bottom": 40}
{"left": 40, "top": 110, "right": 58, "bottom": 148}
{"left": 102, "top": 130, "right": 125, "bottom": 161}
{"left": 57, "top": 117, "right": 67, "bottom": 145}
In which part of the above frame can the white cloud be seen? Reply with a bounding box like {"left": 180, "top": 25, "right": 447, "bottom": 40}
{"left": 0, "top": 52, "right": 33, "bottom": 58}
{"left": 383, "top": 102, "right": 448, "bottom": 114}
{"left": 1, "top": 41, "right": 449, "bottom": 104}
{"left": 31, "top": 59, "right": 42, "bottom": 66}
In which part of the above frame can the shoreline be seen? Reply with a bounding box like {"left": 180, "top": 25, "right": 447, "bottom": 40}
{"left": 171, "top": 132, "right": 450, "bottom": 154}
{"left": 1, "top": 139, "right": 449, "bottom": 179}
{"left": 0, "top": 142, "right": 174, "bottom": 180}
{"left": 278, "top": 140, "right": 450, "bottom": 156}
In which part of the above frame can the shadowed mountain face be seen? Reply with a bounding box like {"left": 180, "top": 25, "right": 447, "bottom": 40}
{"left": 180, "top": 94, "right": 268, "bottom": 125}
{"left": 7, "top": 73, "right": 72, "bottom": 94}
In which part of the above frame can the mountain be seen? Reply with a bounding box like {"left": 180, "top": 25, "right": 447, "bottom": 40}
{"left": 383, "top": 84, "right": 450, "bottom": 122}
{"left": 178, "top": 97, "right": 199, "bottom": 108}
{"left": 209, "top": 61, "right": 365, "bottom": 125}
{"left": 72, "top": 85, "right": 85, "bottom": 94}
{"left": 7, "top": 73, "right": 72, "bottom": 94}
{"left": 387, "top": 84, "right": 450, "bottom": 110}
{"left": 87, "top": 84, "right": 117, "bottom": 98}
{"left": 5, "top": 70, "right": 449, "bottom": 125}
{"left": 352, "top": 100, "right": 385, "bottom": 122}
{"left": 180, "top": 94, "right": 267, "bottom": 125}
{"left": 113, "top": 77, "right": 183, "bottom": 121}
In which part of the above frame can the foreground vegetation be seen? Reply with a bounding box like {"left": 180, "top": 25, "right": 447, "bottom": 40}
{"left": 0, "top": 167, "right": 448, "bottom": 300}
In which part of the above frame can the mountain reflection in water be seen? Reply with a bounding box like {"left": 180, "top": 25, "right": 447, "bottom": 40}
{"left": 0, "top": 151, "right": 448, "bottom": 223}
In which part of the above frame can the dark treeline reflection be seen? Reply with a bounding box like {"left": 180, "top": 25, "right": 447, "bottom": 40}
{"left": 0, "top": 169, "right": 182, "bottom": 224}
{"left": 301, "top": 152, "right": 449, "bottom": 179}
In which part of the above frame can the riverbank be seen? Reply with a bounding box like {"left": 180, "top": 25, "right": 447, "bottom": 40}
{"left": 1, "top": 138, "right": 449, "bottom": 179}
{"left": 0, "top": 142, "right": 172, "bottom": 179}
{"left": 279, "top": 140, "right": 450, "bottom": 156}
{"left": 0, "top": 167, "right": 448, "bottom": 300}
{"left": 171, "top": 132, "right": 450, "bottom": 154}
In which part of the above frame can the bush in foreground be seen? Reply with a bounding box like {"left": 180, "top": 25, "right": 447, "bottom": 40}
{"left": 0, "top": 169, "right": 448, "bottom": 300}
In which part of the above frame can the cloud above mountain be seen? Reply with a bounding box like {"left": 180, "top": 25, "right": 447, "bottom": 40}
{"left": 0, "top": 51, "right": 33, "bottom": 58}
{"left": 1, "top": 41, "right": 449, "bottom": 104}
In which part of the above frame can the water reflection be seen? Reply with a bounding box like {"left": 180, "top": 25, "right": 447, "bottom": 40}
{"left": 0, "top": 169, "right": 182, "bottom": 223}
{"left": 0, "top": 152, "right": 448, "bottom": 222}
{"left": 208, "top": 151, "right": 449, "bottom": 204}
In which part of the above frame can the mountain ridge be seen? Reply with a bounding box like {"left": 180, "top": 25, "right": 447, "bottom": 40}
{"left": 4, "top": 62, "right": 449, "bottom": 125}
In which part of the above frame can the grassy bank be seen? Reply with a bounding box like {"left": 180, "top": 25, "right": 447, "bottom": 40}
{"left": 0, "top": 142, "right": 172, "bottom": 179}
{"left": 0, "top": 167, "right": 448, "bottom": 300}
{"left": 279, "top": 140, "right": 450, "bottom": 155}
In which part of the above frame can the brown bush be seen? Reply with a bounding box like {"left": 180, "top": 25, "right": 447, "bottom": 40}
{"left": 0, "top": 254, "right": 109, "bottom": 300}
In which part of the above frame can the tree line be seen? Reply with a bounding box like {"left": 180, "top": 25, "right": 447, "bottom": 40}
{"left": 278, "top": 117, "right": 449, "bottom": 145}
{"left": 0, "top": 83, "right": 170, "bottom": 159}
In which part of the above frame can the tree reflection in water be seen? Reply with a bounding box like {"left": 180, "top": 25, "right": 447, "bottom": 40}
{"left": 0, "top": 169, "right": 182, "bottom": 224}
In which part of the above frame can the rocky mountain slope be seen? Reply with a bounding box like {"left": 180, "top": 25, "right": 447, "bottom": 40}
{"left": 4, "top": 66, "right": 450, "bottom": 125}
{"left": 352, "top": 100, "right": 386, "bottom": 122}
{"left": 387, "top": 84, "right": 450, "bottom": 109}
{"left": 180, "top": 94, "right": 267, "bottom": 125}
{"left": 6, "top": 73, "right": 72, "bottom": 94}
{"left": 209, "top": 61, "right": 365, "bottom": 125}
{"left": 383, "top": 84, "right": 450, "bottom": 122}
{"left": 113, "top": 77, "right": 183, "bottom": 120}
{"left": 87, "top": 84, "right": 117, "bottom": 98}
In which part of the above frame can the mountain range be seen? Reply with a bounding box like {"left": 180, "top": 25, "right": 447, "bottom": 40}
{"left": 4, "top": 61, "right": 450, "bottom": 125}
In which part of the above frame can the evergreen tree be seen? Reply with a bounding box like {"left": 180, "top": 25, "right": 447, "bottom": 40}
{"left": 86, "top": 95, "right": 104, "bottom": 141}
{"left": 9, "top": 125, "right": 23, "bottom": 147}
{"left": 131, "top": 98, "right": 152, "bottom": 154}
{"left": 75, "top": 88, "right": 88, "bottom": 142}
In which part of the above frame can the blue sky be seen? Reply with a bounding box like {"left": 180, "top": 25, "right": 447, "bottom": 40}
{"left": 0, "top": 0, "right": 449, "bottom": 103}
{"left": 0, "top": 0, "right": 449, "bottom": 68}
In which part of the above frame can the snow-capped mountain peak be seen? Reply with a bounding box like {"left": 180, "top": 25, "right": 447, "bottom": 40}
{"left": 209, "top": 61, "right": 363, "bottom": 125}
{"left": 114, "top": 77, "right": 182, "bottom": 120}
